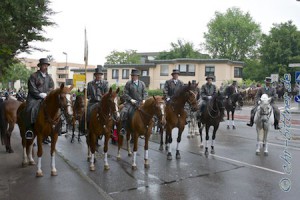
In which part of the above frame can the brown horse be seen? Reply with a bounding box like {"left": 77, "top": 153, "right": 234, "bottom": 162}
{"left": 17, "top": 83, "right": 73, "bottom": 176}
{"left": 159, "top": 82, "right": 199, "bottom": 160}
{"left": 71, "top": 94, "right": 86, "bottom": 143}
{"left": 117, "top": 96, "right": 166, "bottom": 170}
{"left": 224, "top": 92, "right": 244, "bottom": 129}
{"left": 88, "top": 87, "right": 120, "bottom": 171}
{"left": 0, "top": 98, "right": 23, "bottom": 153}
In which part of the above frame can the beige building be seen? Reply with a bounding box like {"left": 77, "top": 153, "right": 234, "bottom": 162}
{"left": 104, "top": 59, "right": 244, "bottom": 89}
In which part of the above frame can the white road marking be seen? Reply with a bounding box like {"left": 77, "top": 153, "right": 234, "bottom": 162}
{"left": 211, "top": 154, "right": 285, "bottom": 175}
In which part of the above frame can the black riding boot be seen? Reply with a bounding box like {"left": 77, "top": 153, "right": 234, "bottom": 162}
{"left": 120, "top": 120, "right": 127, "bottom": 136}
{"left": 274, "top": 120, "right": 281, "bottom": 130}
{"left": 247, "top": 116, "right": 254, "bottom": 127}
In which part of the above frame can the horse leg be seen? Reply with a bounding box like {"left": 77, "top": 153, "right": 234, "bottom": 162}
{"left": 132, "top": 133, "right": 139, "bottom": 170}
{"left": 103, "top": 134, "right": 110, "bottom": 170}
{"left": 126, "top": 131, "right": 132, "bottom": 156}
{"left": 198, "top": 122, "right": 203, "bottom": 148}
{"left": 77, "top": 121, "right": 82, "bottom": 143}
{"left": 232, "top": 110, "right": 236, "bottom": 130}
{"left": 159, "top": 126, "right": 164, "bottom": 151}
{"left": 22, "top": 138, "right": 29, "bottom": 167}
{"left": 194, "top": 116, "right": 200, "bottom": 136}
{"left": 89, "top": 133, "right": 96, "bottom": 171}
{"left": 165, "top": 129, "right": 168, "bottom": 151}
{"left": 226, "top": 110, "right": 230, "bottom": 129}
{"left": 166, "top": 130, "right": 173, "bottom": 160}
{"left": 6, "top": 122, "right": 14, "bottom": 153}
{"left": 50, "top": 134, "right": 58, "bottom": 176}
{"left": 211, "top": 124, "right": 219, "bottom": 154}
{"left": 144, "top": 133, "right": 150, "bottom": 169}
{"left": 176, "top": 128, "right": 184, "bottom": 159}
{"left": 204, "top": 125, "right": 210, "bottom": 156}
{"left": 256, "top": 128, "right": 263, "bottom": 155}
{"left": 117, "top": 129, "right": 123, "bottom": 160}
{"left": 71, "top": 120, "right": 75, "bottom": 143}
{"left": 187, "top": 121, "right": 192, "bottom": 138}
{"left": 36, "top": 134, "right": 44, "bottom": 177}
{"left": 263, "top": 128, "right": 269, "bottom": 156}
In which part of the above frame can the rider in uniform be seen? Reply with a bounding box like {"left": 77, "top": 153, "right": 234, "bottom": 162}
{"left": 120, "top": 69, "right": 147, "bottom": 136}
{"left": 198, "top": 75, "right": 216, "bottom": 117}
{"left": 25, "top": 58, "right": 54, "bottom": 141}
{"left": 163, "top": 69, "right": 184, "bottom": 102}
{"left": 225, "top": 80, "right": 238, "bottom": 99}
{"left": 247, "top": 77, "right": 281, "bottom": 130}
{"left": 87, "top": 66, "right": 109, "bottom": 122}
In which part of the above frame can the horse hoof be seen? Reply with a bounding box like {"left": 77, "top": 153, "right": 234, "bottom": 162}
{"left": 256, "top": 151, "right": 260, "bottom": 155}
{"left": 90, "top": 165, "right": 95, "bottom": 171}
{"left": 211, "top": 150, "right": 215, "bottom": 154}
{"left": 71, "top": 139, "right": 74, "bottom": 143}
{"left": 227, "top": 125, "right": 230, "bottom": 129}
{"left": 233, "top": 126, "right": 236, "bottom": 130}
{"left": 204, "top": 149, "right": 209, "bottom": 156}
{"left": 167, "top": 153, "right": 172, "bottom": 160}
{"left": 29, "top": 161, "right": 36, "bottom": 165}
{"left": 132, "top": 165, "right": 137, "bottom": 170}
{"left": 176, "top": 154, "right": 181, "bottom": 159}
{"left": 159, "top": 146, "right": 163, "bottom": 151}
{"left": 144, "top": 163, "right": 150, "bottom": 169}
{"left": 117, "top": 155, "right": 121, "bottom": 161}
{"left": 22, "top": 162, "right": 29, "bottom": 168}
{"left": 51, "top": 170, "right": 58, "bottom": 176}
{"left": 36, "top": 171, "right": 43, "bottom": 177}
{"left": 264, "top": 152, "right": 268, "bottom": 156}
{"left": 104, "top": 165, "right": 110, "bottom": 170}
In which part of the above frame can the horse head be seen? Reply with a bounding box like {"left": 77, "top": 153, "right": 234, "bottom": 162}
{"left": 106, "top": 87, "right": 120, "bottom": 121}
{"left": 232, "top": 92, "right": 244, "bottom": 107}
{"left": 257, "top": 94, "right": 273, "bottom": 123}
{"left": 151, "top": 96, "right": 166, "bottom": 127}
{"left": 58, "top": 83, "right": 74, "bottom": 124}
{"left": 185, "top": 81, "right": 199, "bottom": 112}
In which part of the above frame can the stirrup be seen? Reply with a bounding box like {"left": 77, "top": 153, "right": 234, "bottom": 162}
{"left": 120, "top": 128, "right": 126, "bottom": 136}
{"left": 25, "top": 130, "right": 34, "bottom": 139}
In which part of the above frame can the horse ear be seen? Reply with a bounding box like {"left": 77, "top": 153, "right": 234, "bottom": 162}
{"left": 60, "top": 83, "right": 65, "bottom": 90}
{"left": 116, "top": 87, "right": 120, "bottom": 94}
{"left": 188, "top": 81, "right": 191, "bottom": 86}
{"left": 69, "top": 84, "right": 74, "bottom": 91}
{"left": 153, "top": 95, "right": 156, "bottom": 101}
{"left": 109, "top": 87, "right": 112, "bottom": 94}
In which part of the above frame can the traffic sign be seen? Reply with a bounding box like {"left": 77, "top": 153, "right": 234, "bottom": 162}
{"left": 296, "top": 71, "right": 300, "bottom": 82}
{"left": 295, "top": 95, "right": 300, "bottom": 103}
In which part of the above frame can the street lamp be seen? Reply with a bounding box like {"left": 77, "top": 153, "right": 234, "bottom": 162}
{"left": 62, "top": 52, "right": 68, "bottom": 67}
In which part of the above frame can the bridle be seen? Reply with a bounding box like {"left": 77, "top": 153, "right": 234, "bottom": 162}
{"left": 186, "top": 90, "right": 198, "bottom": 111}
{"left": 207, "top": 95, "right": 224, "bottom": 119}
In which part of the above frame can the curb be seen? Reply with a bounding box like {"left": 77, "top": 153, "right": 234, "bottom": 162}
{"left": 55, "top": 149, "right": 113, "bottom": 200}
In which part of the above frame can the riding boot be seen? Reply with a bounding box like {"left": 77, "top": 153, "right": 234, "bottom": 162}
{"left": 274, "top": 120, "right": 281, "bottom": 130}
{"left": 246, "top": 115, "right": 254, "bottom": 127}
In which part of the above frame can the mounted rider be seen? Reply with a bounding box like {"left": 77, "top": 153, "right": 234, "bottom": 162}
{"left": 247, "top": 77, "right": 281, "bottom": 130}
{"left": 163, "top": 69, "right": 184, "bottom": 102}
{"left": 87, "top": 66, "right": 109, "bottom": 121}
{"left": 25, "top": 58, "right": 54, "bottom": 139}
{"left": 224, "top": 80, "right": 238, "bottom": 106}
{"left": 120, "top": 69, "right": 148, "bottom": 136}
{"left": 199, "top": 75, "right": 216, "bottom": 116}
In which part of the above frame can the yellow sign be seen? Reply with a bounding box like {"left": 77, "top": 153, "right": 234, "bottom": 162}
{"left": 73, "top": 74, "right": 86, "bottom": 89}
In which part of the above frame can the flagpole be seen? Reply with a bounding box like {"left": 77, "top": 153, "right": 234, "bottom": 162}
{"left": 84, "top": 28, "right": 88, "bottom": 134}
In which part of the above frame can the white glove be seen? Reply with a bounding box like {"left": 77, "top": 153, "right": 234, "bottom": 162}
{"left": 39, "top": 93, "right": 47, "bottom": 99}
{"left": 207, "top": 96, "right": 212, "bottom": 100}
{"left": 142, "top": 100, "right": 145, "bottom": 104}
{"left": 166, "top": 97, "right": 170, "bottom": 101}
{"left": 130, "top": 99, "right": 137, "bottom": 104}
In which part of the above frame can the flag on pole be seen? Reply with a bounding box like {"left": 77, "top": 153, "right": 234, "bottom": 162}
{"left": 84, "top": 28, "right": 88, "bottom": 66}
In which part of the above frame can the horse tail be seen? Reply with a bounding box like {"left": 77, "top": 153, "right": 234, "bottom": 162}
{"left": 0, "top": 102, "right": 7, "bottom": 145}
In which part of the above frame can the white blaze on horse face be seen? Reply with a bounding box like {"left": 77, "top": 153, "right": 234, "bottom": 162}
{"left": 160, "top": 103, "right": 165, "bottom": 116}
{"left": 66, "top": 94, "right": 73, "bottom": 115}
{"left": 114, "top": 97, "right": 120, "bottom": 118}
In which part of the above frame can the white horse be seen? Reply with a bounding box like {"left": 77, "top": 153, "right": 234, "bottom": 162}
{"left": 254, "top": 94, "right": 274, "bottom": 155}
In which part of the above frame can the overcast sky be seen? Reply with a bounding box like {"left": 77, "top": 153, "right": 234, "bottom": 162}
{"left": 19, "top": 0, "right": 300, "bottom": 65}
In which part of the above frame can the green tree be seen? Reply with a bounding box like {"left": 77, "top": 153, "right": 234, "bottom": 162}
{"left": 105, "top": 50, "right": 141, "bottom": 64}
{"left": 259, "top": 21, "right": 300, "bottom": 80}
{"left": 0, "top": 0, "right": 55, "bottom": 76}
{"left": 156, "top": 39, "right": 210, "bottom": 60}
{"left": 204, "top": 7, "right": 261, "bottom": 61}
{"left": 0, "top": 62, "right": 33, "bottom": 89}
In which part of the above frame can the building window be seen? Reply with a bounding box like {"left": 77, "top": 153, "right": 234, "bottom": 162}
{"left": 122, "top": 69, "right": 129, "bottom": 79}
{"left": 141, "top": 70, "right": 148, "bottom": 76}
{"left": 160, "top": 64, "right": 169, "bottom": 76}
{"left": 177, "top": 64, "right": 195, "bottom": 76}
{"left": 112, "top": 69, "right": 119, "bottom": 79}
{"left": 234, "top": 67, "right": 243, "bottom": 78}
{"left": 205, "top": 66, "right": 215, "bottom": 81}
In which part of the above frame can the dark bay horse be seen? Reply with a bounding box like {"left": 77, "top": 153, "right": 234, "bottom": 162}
{"left": 0, "top": 98, "right": 23, "bottom": 153}
{"left": 71, "top": 94, "right": 86, "bottom": 143}
{"left": 160, "top": 82, "right": 199, "bottom": 160}
{"left": 88, "top": 87, "right": 120, "bottom": 171}
{"left": 17, "top": 83, "right": 73, "bottom": 176}
{"left": 117, "top": 96, "right": 166, "bottom": 170}
{"left": 224, "top": 92, "right": 243, "bottom": 129}
{"left": 198, "top": 91, "right": 225, "bottom": 155}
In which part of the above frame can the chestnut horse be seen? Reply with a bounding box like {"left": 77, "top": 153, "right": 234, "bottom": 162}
{"left": 88, "top": 88, "right": 120, "bottom": 171}
{"left": 17, "top": 83, "right": 73, "bottom": 176}
{"left": 0, "top": 98, "right": 23, "bottom": 153}
{"left": 71, "top": 94, "right": 86, "bottom": 143}
{"left": 159, "top": 82, "right": 199, "bottom": 160}
{"left": 117, "top": 96, "right": 166, "bottom": 169}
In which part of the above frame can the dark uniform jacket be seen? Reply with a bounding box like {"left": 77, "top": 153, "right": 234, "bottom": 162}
{"left": 255, "top": 85, "right": 276, "bottom": 104}
{"left": 163, "top": 79, "right": 184, "bottom": 99}
{"left": 26, "top": 71, "right": 54, "bottom": 124}
{"left": 200, "top": 83, "right": 216, "bottom": 100}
